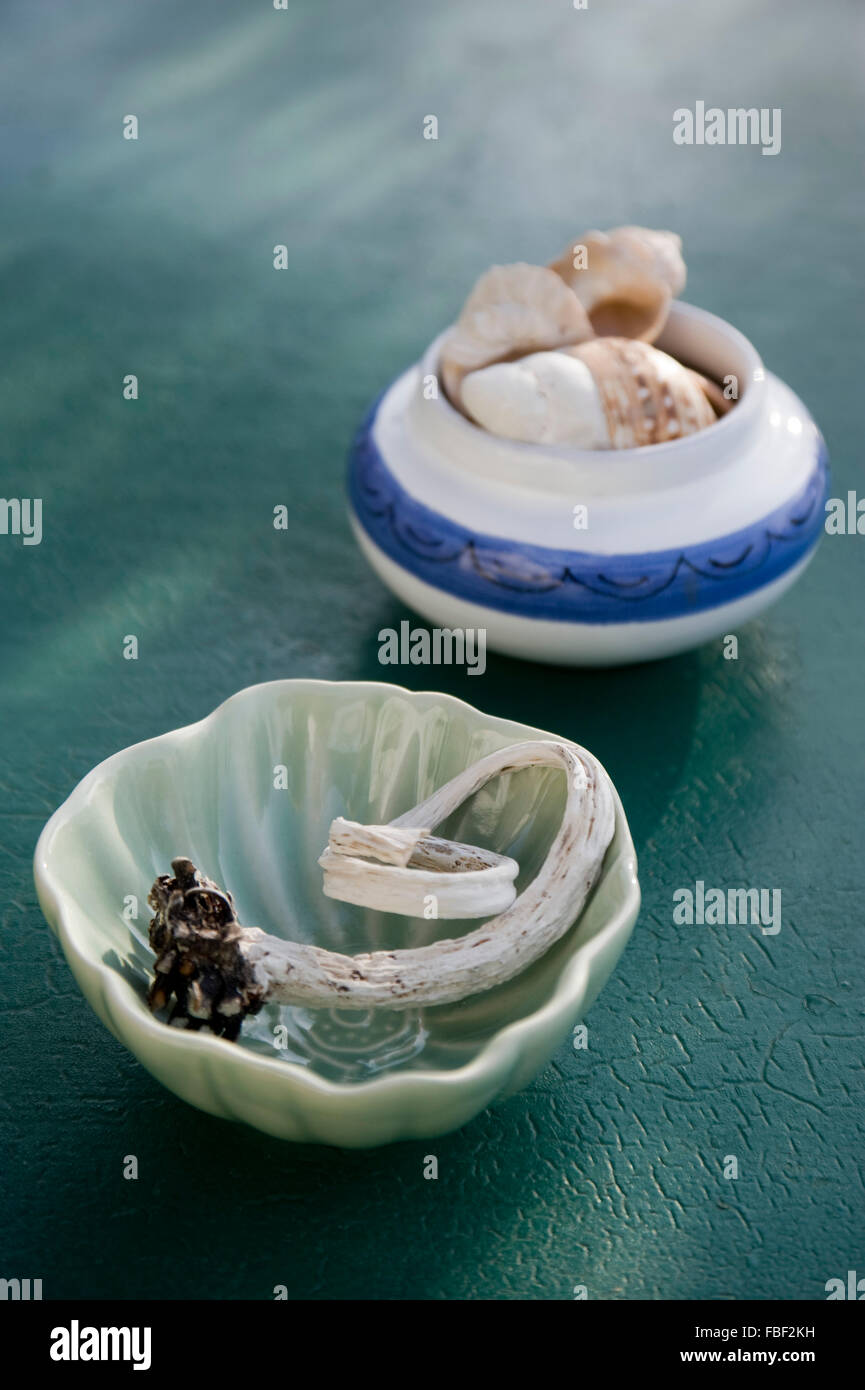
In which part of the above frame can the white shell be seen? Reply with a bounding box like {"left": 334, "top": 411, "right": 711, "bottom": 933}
{"left": 461, "top": 351, "right": 610, "bottom": 449}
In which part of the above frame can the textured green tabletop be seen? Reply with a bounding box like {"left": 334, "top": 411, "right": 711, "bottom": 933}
{"left": 1, "top": 0, "right": 863, "bottom": 1300}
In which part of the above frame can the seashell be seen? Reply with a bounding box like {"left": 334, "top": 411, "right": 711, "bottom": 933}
{"left": 439, "top": 262, "right": 594, "bottom": 408}
{"left": 461, "top": 350, "right": 610, "bottom": 448}
{"left": 461, "top": 338, "right": 717, "bottom": 450}
{"left": 551, "top": 226, "right": 687, "bottom": 342}
{"left": 572, "top": 338, "right": 716, "bottom": 447}
{"left": 686, "top": 365, "right": 735, "bottom": 416}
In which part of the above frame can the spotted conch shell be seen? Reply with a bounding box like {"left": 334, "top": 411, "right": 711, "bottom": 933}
{"left": 461, "top": 339, "right": 717, "bottom": 450}
{"left": 551, "top": 226, "right": 687, "bottom": 342}
{"left": 439, "top": 262, "right": 594, "bottom": 407}
{"left": 572, "top": 338, "right": 715, "bottom": 447}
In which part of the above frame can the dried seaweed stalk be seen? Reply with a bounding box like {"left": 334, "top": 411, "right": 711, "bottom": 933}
{"left": 147, "top": 739, "right": 615, "bottom": 1036}
{"left": 319, "top": 817, "right": 520, "bottom": 918}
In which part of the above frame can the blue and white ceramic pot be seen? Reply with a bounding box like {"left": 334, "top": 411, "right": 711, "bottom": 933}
{"left": 348, "top": 302, "right": 827, "bottom": 665}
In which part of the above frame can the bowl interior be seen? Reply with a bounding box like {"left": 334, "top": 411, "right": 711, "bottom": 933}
{"left": 40, "top": 682, "right": 635, "bottom": 1084}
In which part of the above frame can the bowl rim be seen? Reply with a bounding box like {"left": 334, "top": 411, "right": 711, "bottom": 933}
{"left": 33, "top": 678, "right": 640, "bottom": 1103}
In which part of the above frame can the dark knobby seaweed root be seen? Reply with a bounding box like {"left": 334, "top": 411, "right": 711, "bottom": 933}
{"left": 147, "top": 858, "right": 264, "bottom": 1040}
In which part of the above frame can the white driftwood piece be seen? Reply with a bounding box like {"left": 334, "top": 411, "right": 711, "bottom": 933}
{"left": 240, "top": 739, "right": 615, "bottom": 1011}
{"left": 319, "top": 817, "right": 520, "bottom": 918}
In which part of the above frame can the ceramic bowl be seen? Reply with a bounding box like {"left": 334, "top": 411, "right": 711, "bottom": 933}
{"left": 33, "top": 680, "right": 639, "bottom": 1148}
{"left": 348, "top": 302, "right": 828, "bottom": 665}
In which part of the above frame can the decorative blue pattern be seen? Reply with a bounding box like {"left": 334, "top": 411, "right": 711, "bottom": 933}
{"left": 347, "top": 398, "right": 828, "bottom": 626}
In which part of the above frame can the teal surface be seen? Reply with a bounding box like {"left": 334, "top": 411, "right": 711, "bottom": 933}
{"left": 1, "top": 0, "right": 862, "bottom": 1299}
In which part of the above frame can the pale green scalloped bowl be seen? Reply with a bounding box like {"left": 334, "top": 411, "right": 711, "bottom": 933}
{"left": 33, "top": 680, "right": 639, "bottom": 1147}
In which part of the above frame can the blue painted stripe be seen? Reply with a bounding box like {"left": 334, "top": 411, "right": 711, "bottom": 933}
{"left": 348, "top": 396, "right": 828, "bottom": 625}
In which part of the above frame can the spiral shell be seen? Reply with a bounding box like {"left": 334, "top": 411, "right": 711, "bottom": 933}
{"left": 551, "top": 226, "right": 686, "bottom": 342}
{"left": 568, "top": 338, "right": 716, "bottom": 448}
